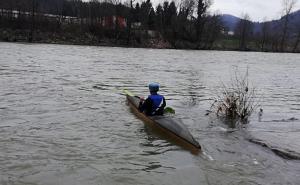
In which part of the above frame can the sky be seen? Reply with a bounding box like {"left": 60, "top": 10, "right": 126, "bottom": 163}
{"left": 210, "top": 0, "right": 300, "bottom": 22}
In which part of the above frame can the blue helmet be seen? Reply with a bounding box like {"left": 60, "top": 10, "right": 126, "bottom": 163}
{"left": 148, "top": 82, "right": 160, "bottom": 92}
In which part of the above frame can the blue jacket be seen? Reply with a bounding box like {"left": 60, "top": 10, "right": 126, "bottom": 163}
{"left": 139, "top": 94, "right": 166, "bottom": 116}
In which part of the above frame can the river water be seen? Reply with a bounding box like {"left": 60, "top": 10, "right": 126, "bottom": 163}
{"left": 0, "top": 42, "right": 299, "bottom": 185}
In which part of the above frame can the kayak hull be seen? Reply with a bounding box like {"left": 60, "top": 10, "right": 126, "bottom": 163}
{"left": 126, "top": 95, "right": 201, "bottom": 149}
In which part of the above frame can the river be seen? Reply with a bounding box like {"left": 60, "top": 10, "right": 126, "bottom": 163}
{"left": 0, "top": 42, "right": 299, "bottom": 185}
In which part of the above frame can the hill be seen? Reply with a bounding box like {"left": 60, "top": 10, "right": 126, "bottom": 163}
{"left": 220, "top": 14, "right": 241, "bottom": 32}
{"left": 221, "top": 9, "right": 300, "bottom": 34}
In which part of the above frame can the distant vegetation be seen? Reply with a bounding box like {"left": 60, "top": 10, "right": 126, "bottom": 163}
{"left": 0, "top": 0, "right": 299, "bottom": 52}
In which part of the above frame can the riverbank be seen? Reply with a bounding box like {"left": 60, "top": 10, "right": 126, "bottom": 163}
{"left": 0, "top": 28, "right": 247, "bottom": 51}
{"left": 0, "top": 28, "right": 173, "bottom": 49}
{"left": 1, "top": 28, "right": 298, "bottom": 53}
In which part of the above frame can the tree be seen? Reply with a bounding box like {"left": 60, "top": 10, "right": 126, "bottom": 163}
{"left": 29, "top": 0, "right": 39, "bottom": 42}
{"left": 140, "top": 0, "right": 152, "bottom": 29}
{"left": 177, "top": 0, "right": 195, "bottom": 41}
{"left": 292, "top": 21, "right": 300, "bottom": 52}
{"left": 148, "top": 7, "right": 155, "bottom": 30}
{"left": 280, "top": 0, "right": 297, "bottom": 52}
{"left": 162, "top": 1, "right": 178, "bottom": 44}
{"left": 260, "top": 18, "right": 271, "bottom": 51}
{"left": 203, "top": 14, "right": 223, "bottom": 49}
{"left": 133, "top": 3, "right": 140, "bottom": 22}
{"left": 155, "top": 4, "right": 163, "bottom": 31}
{"left": 179, "top": 0, "right": 195, "bottom": 19}
{"left": 235, "top": 13, "right": 253, "bottom": 50}
{"left": 126, "top": 0, "right": 135, "bottom": 44}
{"left": 167, "top": 1, "right": 177, "bottom": 28}
{"left": 161, "top": 1, "right": 177, "bottom": 29}
{"left": 195, "top": 0, "right": 211, "bottom": 47}
{"left": 162, "top": 1, "right": 169, "bottom": 28}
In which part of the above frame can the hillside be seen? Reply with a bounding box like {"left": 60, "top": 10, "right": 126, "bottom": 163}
{"left": 221, "top": 14, "right": 240, "bottom": 32}
{"left": 221, "top": 9, "right": 300, "bottom": 34}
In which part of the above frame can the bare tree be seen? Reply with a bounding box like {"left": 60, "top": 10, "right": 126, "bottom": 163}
{"left": 235, "top": 13, "right": 253, "bottom": 50}
{"left": 260, "top": 17, "right": 271, "bottom": 51}
{"left": 292, "top": 22, "right": 300, "bottom": 52}
{"left": 279, "top": 0, "right": 297, "bottom": 52}
{"left": 180, "top": 0, "right": 195, "bottom": 19}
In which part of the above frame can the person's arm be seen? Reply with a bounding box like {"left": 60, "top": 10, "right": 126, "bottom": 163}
{"left": 138, "top": 100, "right": 144, "bottom": 112}
{"left": 139, "top": 98, "right": 152, "bottom": 113}
{"left": 162, "top": 97, "right": 166, "bottom": 108}
{"left": 156, "top": 97, "right": 166, "bottom": 115}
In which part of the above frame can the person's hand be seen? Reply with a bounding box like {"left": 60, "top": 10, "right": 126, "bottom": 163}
{"left": 140, "top": 96, "right": 145, "bottom": 102}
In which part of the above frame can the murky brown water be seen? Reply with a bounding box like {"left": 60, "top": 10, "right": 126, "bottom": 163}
{"left": 0, "top": 42, "right": 300, "bottom": 185}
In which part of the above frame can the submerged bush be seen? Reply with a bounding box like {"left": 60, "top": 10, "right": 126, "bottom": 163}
{"left": 210, "top": 68, "right": 259, "bottom": 123}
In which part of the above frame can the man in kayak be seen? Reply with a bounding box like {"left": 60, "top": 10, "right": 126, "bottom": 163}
{"left": 139, "top": 82, "right": 166, "bottom": 116}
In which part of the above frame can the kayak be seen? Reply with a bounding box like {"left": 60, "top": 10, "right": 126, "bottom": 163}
{"left": 126, "top": 94, "right": 201, "bottom": 149}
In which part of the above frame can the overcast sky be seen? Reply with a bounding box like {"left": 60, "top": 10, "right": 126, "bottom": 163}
{"left": 210, "top": 0, "right": 300, "bottom": 21}
{"left": 84, "top": 0, "right": 300, "bottom": 22}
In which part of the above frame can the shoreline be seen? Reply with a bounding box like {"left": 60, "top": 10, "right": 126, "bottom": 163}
{"left": 1, "top": 29, "right": 298, "bottom": 54}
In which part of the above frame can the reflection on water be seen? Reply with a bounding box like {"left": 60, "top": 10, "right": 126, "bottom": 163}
{"left": 0, "top": 42, "right": 300, "bottom": 185}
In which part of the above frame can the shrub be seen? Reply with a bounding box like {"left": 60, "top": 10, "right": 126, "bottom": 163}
{"left": 210, "top": 68, "right": 260, "bottom": 123}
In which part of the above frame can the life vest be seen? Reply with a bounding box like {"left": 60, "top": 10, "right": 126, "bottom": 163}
{"left": 148, "top": 94, "right": 164, "bottom": 115}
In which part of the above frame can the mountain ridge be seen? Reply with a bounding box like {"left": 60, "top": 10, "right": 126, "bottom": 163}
{"left": 221, "top": 9, "right": 300, "bottom": 34}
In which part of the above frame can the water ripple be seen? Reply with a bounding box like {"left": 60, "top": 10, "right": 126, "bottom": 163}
{"left": 0, "top": 42, "right": 300, "bottom": 185}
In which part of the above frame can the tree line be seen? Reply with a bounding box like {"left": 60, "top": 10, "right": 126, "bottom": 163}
{"left": 0, "top": 0, "right": 299, "bottom": 52}
{"left": 0, "top": 0, "right": 223, "bottom": 49}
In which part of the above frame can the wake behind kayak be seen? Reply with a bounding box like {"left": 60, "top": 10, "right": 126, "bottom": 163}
{"left": 126, "top": 94, "right": 201, "bottom": 150}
